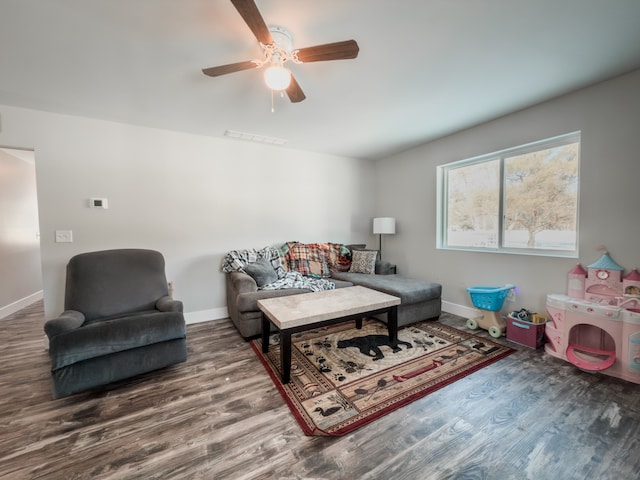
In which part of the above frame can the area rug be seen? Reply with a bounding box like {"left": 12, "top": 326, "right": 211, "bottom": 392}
{"left": 250, "top": 319, "right": 515, "bottom": 436}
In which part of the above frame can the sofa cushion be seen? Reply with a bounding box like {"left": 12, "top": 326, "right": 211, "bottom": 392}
{"left": 349, "top": 250, "right": 378, "bottom": 274}
{"left": 244, "top": 257, "right": 278, "bottom": 288}
{"left": 237, "top": 279, "right": 354, "bottom": 313}
{"left": 331, "top": 272, "right": 442, "bottom": 305}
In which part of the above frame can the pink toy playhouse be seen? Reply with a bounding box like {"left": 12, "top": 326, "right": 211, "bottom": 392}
{"left": 545, "top": 250, "right": 640, "bottom": 384}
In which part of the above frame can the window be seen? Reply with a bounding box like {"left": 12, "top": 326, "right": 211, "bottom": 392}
{"left": 437, "top": 132, "right": 580, "bottom": 257}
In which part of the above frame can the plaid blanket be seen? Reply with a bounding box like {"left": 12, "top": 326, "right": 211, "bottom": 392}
{"left": 262, "top": 271, "right": 335, "bottom": 292}
{"left": 221, "top": 246, "right": 335, "bottom": 291}
{"left": 221, "top": 246, "right": 286, "bottom": 279}
{"left": 280, "top": 242, "right": 351, "bottom": 278}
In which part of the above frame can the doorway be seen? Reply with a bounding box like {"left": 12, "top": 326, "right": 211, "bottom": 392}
{"left": 0, "top": 147, "right": 43, "bottom": 318}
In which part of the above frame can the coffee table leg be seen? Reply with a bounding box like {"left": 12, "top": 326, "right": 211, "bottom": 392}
{"left": 261, "top": 313, "right": 270, "bottom": 353}
{"left": 280, "top": 330, "right": 292, "bottom": 384}
{"left": 388, "top": 306, "right": 398, "bottom": 347}
{"left": 355, "top": 317, "right": 363, "bottom": 329}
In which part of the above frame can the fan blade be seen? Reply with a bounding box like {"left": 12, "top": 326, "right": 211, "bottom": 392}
{"left": 230, "top": 0, "right": 273, "bottom": 45}
{"left": 202, "top": 60, "right": 257, "bottom": 77}
{"left": 286, "top": 75, "right": 306, "bottom": 103}
{"left": 294, "top": 40, "right": 359, "bottom": 63}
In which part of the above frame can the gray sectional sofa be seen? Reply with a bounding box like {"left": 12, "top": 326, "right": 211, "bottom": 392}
{"left": 223, "top": 243, "right": 442, "bottom": 339}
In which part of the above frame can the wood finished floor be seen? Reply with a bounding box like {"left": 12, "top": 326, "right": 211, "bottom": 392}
{"left": 1, "top": 301, "right": 639, "bottom": 480}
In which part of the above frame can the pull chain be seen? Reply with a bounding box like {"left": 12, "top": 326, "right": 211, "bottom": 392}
{"left": 271, "top": 90, "right": 286, "bottom": 113}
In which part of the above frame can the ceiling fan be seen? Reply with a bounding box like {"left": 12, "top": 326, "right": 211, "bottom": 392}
{"left": 202, "top": 0, "right": 360, "bottom": 103}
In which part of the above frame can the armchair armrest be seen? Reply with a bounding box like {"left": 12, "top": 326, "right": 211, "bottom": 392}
{"left": 156, "top": 295, "right": 184, "bottom": 313}
{"left": 44, "top": 310, "right": 85, "bottom": 339}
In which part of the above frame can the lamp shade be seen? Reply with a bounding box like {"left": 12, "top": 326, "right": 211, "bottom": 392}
{"left": 373, "top": 217, "right": 396, "bottom": 235}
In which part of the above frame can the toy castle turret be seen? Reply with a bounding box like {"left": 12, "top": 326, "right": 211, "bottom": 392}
{"left": 567, "top": 263, "right": 587, "bottom": 299}
{"left": 618, "top": 269, "right": 640, "bottom": 312}
{"left": 584, "top": 250, "right": 624, "bottom": 304}
{"left": 566, "top": 247, "right": 640, "bottom": 309}
{"left": 623, "top": 269, "right": 640, "bottom": 297}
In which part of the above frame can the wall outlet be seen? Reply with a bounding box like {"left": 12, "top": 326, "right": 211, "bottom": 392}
{"left": 55, "top": 230, "right": 73, "bottom": 243}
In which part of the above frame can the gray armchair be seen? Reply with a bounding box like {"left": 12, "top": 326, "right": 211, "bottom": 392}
{"left": 44, "top": 249, "right": 187, "bottom": 398}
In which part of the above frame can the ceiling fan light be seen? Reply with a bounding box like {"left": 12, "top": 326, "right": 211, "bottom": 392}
{"left": 264, "top": 65, "right": 291, "bottom": 91}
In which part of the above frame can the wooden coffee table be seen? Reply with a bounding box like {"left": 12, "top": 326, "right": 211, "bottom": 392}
{"left": 258, "top": 286, "right": 401, "bottom": 384}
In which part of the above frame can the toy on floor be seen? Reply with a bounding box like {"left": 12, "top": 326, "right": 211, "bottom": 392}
{"left": 466, "top": 285, "right": 515, "bottom": 338}
{"left": 545, "top": 246, "right": 640, "bottom": 384}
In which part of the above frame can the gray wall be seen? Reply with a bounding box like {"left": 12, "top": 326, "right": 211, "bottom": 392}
{"left": 0, "top": 106, "right": 375, "bottom": 321}
{"left": 0, "top": 148, "right": 42, "bottom": 316}
{"left": 374, "top": 69, "right": 640, "bottom": 316}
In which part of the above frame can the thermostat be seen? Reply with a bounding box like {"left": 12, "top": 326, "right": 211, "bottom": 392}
{"left": 90, "top": 198, "right": 108, "bottom": 209}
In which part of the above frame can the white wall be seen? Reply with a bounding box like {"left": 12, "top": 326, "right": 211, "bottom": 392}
{"left": 0, "top": 148, "right": 43, "bottom": 317}
{"left": 0, "top": 105, "right": 375, "bottom": 321}
{"left": 4, "top": 69, "right": 637, "bottom": 323}
{"left": 375, "top": 69, "right": 640, "bottom": 316}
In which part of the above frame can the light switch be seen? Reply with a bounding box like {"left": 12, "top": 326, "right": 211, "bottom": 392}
{"left": 55, "top": 230, "right": 73, "bottom": 243}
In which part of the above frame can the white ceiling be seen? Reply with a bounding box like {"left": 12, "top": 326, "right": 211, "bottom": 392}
{"left": 2, "top": 0, "right": 640, "bottom": 160}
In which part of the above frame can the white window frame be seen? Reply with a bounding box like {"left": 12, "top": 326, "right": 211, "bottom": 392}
{"left": 436, "top": 132, "right": 580, "bottom": 258}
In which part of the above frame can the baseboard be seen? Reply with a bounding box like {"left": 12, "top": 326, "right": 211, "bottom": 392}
{"left": 0, "top": 291, "right": 43, "bottom": 320}
{"left": 442, "top": 300, "right": 481, "bottom": 319}
{"left": 185, "top": 307, "right": 228, "bottom": 325}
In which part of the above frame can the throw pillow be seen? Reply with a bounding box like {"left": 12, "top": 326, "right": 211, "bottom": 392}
{"left": 256, "top": 246, "right": 286, "bottom": 279}
{"left": 244, "top": 257, "right": 278, "bottom": 288}
{"left": 348, "top": 250, "right": 378, "bottom": 274}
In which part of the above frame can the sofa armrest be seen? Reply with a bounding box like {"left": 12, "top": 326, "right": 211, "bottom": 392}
{"left": 44, "top": 310, "right": 85, "bottom": 339}
{"left": 228, "top": 271, "right": 258, "bottom": 294}
{"left": 156, "top": 295, "right": 184, "bottom": 313}
{"left": 226, "top": 271, "right": 259, "bottom": 328}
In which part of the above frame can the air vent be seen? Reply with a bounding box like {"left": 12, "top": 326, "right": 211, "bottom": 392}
{"left": 224, "top": 129, "right": 287, "bottom": 146}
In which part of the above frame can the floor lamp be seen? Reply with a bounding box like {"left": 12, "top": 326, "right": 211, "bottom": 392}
{"left": 373, "top": 217, "right": 396, "bottom": 261}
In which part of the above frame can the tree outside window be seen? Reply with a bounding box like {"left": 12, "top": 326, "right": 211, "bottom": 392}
{"left": 438, "top": 132, "right": 580, "bottom": 257}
